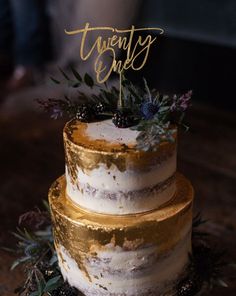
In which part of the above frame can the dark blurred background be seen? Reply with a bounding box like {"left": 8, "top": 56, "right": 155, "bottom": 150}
{"left": 0, "top": 0, "right": 235, "bottom": 295}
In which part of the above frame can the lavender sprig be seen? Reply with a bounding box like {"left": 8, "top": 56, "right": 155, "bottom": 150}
{"left": 37, "top": 98, "right": 78, "bottom": 120}
{"left": 170, "top": 90, "right": 192, "bottom": 112}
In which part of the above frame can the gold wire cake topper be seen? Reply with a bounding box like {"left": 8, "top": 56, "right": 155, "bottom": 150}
{"left": 38, "top": 23, "right": 192, "bottom": 151}
{"left": 65, "top": 22, "right": 164, "bottom": 83}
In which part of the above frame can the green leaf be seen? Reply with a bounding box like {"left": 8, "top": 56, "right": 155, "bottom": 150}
{"left": 68, "top": 80, "right": 81, "bottom": 88}
{"left": 50, "top": 77, "right": 60, "bottom": 84}
{"left": 84, "top": 73, "right": 94, "bottom": 88}
{"left": 42, "top": 200, "right": 50, "bottom": 212}
{"left": 70, "top": 67, "right": 82, "bottom": 82}
{"left": 35, "top": 273, "right": 46, "bottom": 296}
{"left": 1, "top": 246, "right": 15, "bottom": 253}
{"left": 49, "top": 253, "right": 58, "bottom": 266}
{"left": 11, "top": 231, "right": 30, "bottom": 243}
{"left": 30, "top": 291, "right": 40, "bottom": 296}
{"left": 44, "top": 275, "right": 62, "bottom": 292}
{"left": 143, "top": 78, "right": 152, "bottom": 101}
{"left": 23, "top": 228, "right": 35, "bottom": 241}
{"left": 181, "top": 123, "right": 189, "bottom": 132}
{"left": 59, "top": 67, "right": 70, "bottom": 81}
{"left": 158, "top": 106, "right": 170, "bottom": 113}
{"left": 11, "top": 256, "right": 31, "bottom": 270}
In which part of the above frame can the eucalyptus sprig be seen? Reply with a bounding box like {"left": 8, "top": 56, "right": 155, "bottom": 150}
{"left": 39, "top": 67, "right": 192, "bottom": 151}
{"left": 133, "top": 122, "right": 176, "bottom": 151}
{"left": 50, "top": 67, "right": 95, "bottom": 89}
{"left": 38, "top": 67, "right": 120, "bottom": 120}
{"left": 129, "top": 79, "right": 192, "bottom": 150}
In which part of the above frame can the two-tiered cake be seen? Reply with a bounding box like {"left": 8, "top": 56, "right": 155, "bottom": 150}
{"left": 49, "top": 118, "right": 194, "bottom": 296}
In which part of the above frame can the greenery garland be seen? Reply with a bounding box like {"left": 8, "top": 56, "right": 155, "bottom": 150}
{"left": 37, "top": 67, "right": 192, "bottom": 151}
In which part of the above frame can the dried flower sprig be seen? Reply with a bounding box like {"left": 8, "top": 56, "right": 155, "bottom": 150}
{"left": 37, "top": 97, "right": 80, "bottom": 120}
{"left": 127, "top": 79, "right": 192, "bottom": 150}
{"left": 171, "top": 90, "right": 192, "bottom": 112}
{"left": 8, "top": 201, "right": 74, "bottom": 296}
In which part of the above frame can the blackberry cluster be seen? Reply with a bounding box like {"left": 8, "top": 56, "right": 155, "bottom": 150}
{"left": 76, "top": 103, "right": 107, "bottom": 122}
{"left": 112, "top": 109, "right": 134, "bottom": 128}
{"left": 177, "top": 275, "right": 202, "bottom": 296}
{"left": 75, "top": 105, "right": 93, "bottom": 122}
{"left": 93, "top": 102, "right": 106, "bottom": 115}
{"left": 51, "top": 283, "right": 78, "bottom": 296}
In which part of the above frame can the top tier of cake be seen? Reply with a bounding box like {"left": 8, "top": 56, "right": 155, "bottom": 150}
{"left": 64, "top": 119, "right": 177, "bottom": 215}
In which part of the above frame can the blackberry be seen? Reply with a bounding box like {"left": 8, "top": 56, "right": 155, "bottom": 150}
{"left": 76, "top": 105, "right": 94, "bottom": 122}
{"left": 93, "top": 102, "right": 106, "bottom": 115}
{"left": 51, "top": 287, "right": 61, "bottom": 296}
{"left": 51, "top": 283, "right": 78, "bottom": 296}
{"left": 112, "top": 109, "right": 134, "bottom": 128}
{"left": 177, "top": 275, "right": 202, "bottom": 296}
{"left": 140, "top": 102, "right": 159, "bottom": 120}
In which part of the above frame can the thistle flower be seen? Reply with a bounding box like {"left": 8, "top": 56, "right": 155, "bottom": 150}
{"left": 140, "top": 102, "right": 159, "bottom": 120}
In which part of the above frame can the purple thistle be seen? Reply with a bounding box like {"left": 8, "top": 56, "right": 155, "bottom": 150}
{"left": 140, "top": 102, "right": 159, "bottom": 120}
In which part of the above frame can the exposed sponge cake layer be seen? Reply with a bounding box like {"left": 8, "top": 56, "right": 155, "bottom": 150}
{"left": 49, "top": 174, "right": 193, "bottom": 296}
{"left": 64, "top": 119, "right": 177, "bottom": 214}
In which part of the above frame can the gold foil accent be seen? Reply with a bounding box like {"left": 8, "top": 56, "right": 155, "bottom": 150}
{"left": 49, "top": 174, "right": 193, "bottom": 279}
{"left": 123, "top": 238, "right": 145, "bottom": 251}
{"left": 64, "top": 120, "right": 177, "bottom": 183}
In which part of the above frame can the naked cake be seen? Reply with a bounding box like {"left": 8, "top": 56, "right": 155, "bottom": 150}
{"left": 49, "top": 114, "right": 194, "bottom": 295}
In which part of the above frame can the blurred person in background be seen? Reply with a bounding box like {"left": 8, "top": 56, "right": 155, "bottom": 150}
{"left": 0, "top": 0, "right": 142, "bottom": 102}
{"left": 0, "top": 0, "right": 50, "bottom": 93}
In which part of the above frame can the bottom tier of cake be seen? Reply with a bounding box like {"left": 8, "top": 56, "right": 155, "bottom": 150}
{"left": 49, "top": 174, "right": 193, "bottom": 296}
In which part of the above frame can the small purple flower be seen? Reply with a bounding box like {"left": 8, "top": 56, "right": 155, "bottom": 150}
{"left": 51, "top": 106, "right": 63, "bottom": 119}
{"left": 19, "top": 210, "right": 50, "bottom": 230}
{"left": 171, "top": 91, "right": 192, "bottom": 112}
{"left": 170, "top": 95, "right": 178, "bottom": 112}
{"left": 140, "top": 102, "right": 159, "bottom": 120}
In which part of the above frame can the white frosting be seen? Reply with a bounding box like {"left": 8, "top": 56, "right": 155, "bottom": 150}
{"left": 57, "top": 230, "right": 191, "bottom": 296}
{"left": 86, "top": 119, "right": 140, "bottom": 145}
{"left": 66, "top": 151, "right": 176, "bottom": 215}
{"left": 65, "top": 119, "right": 177, "bottom": 214}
